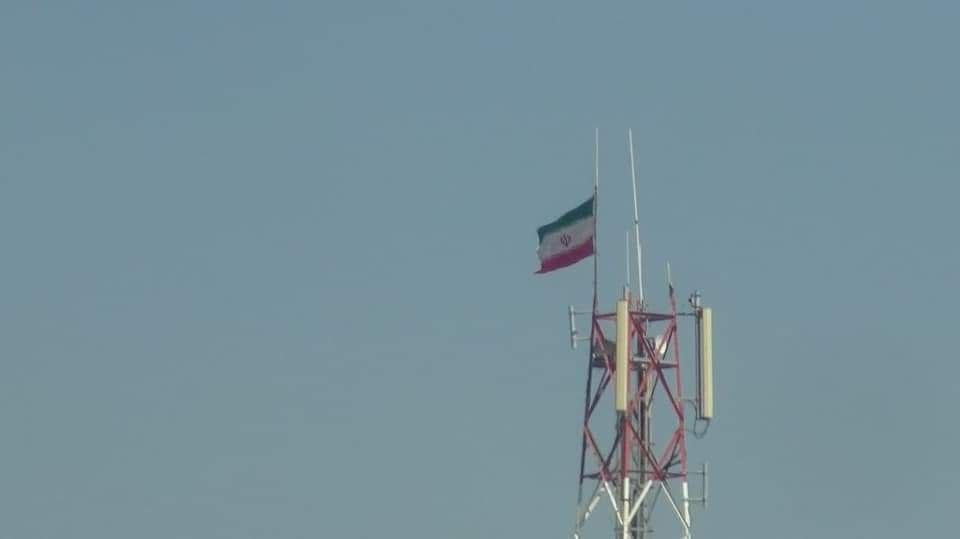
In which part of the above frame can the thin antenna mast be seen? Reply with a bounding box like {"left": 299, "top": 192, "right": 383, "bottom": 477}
{"left": 627, "top": 129, "right": 643, "bottom": 304}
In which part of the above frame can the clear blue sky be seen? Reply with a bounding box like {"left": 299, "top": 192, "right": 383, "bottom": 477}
{"left": 2, "top": 1, "right": 958, "bottom": 537}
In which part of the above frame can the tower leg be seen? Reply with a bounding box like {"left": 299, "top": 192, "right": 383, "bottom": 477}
{"left": 620, "top": 477, "right": 630, "bottom": 539}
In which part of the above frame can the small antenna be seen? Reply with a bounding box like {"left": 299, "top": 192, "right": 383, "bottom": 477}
{"left": 667, "top": 261, "right": 674, "bottom": 296}
{"left": 626, "top": 230, "right": 631, "bottom": 288}
{"left": 690, "top": 462, "right": 709, "bottom": 509}
{"left": 568, "top": 304, "right": 578, "bottom": 350}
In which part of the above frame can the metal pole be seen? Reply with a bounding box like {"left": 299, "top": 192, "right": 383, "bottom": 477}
{"left": 627, "top": 128, "right": 643, "bottom": 304}
{"left": 621, "top": 474, "right": 630, "bottom": 539}
{"left": 578, "top": 129, "right": 600, "bottom": 538}
{"left": 629, "top": 127, "right": 649, "bottom": 539}
{"left": 617, "top": 287, "right": 631, "bottom": 539}
{"left": 637, "top": 373, "right": 647, "bottom": 539}
{"left": 593, "top": 128, "right": 599, "bottom": 313}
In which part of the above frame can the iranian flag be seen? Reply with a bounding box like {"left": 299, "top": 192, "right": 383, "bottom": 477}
{"left": 536, "top": 196, "right": 595, "bottom": 274}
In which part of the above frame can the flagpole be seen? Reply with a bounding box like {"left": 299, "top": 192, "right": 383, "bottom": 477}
{"left": 592, "top": 128, "right": 599, "bottom": 313}
{"left": 579, "top": 129, "right": 600, "bottom": 521}
{"left": 627, "top": 128, "right": 643, "bottom": 304}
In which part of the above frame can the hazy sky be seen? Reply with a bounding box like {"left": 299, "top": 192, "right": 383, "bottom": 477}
{"left": 2, "top": 1, "right": 958, "bottom": 538}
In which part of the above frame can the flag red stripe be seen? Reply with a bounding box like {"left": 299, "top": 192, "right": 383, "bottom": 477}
{"left": 535, "top": 238, "right": 594, "bottom": 274}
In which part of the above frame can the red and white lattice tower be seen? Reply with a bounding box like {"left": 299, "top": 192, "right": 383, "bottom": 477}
{"left": 567, "top": 130, "right": 713, "bottom": 539}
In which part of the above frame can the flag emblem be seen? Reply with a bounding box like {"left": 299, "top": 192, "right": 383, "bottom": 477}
{"left": 536, "top": 196, "right": 595, "bottom": 274}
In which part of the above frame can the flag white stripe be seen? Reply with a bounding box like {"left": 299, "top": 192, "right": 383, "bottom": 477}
{"left": 538, "top": 216, "right": 595, "bottom": 260}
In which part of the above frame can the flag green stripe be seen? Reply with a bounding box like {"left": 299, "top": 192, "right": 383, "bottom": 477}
{"left": 536, "top": 196, "right": 594, "bottom": 242}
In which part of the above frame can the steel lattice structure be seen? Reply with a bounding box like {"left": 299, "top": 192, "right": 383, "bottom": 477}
{"left": 558, "top": 129, "right": 712, "bottom": 539}
{"left": 572, "top": 287, "right": 701, "bottom": 539}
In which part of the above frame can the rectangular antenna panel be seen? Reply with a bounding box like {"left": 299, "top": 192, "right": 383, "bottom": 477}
{"left": 698, "top": 308, "right": 714, "bottom": 419}
{"left": 615, "top": 299, "right": 629, "bottom": 412}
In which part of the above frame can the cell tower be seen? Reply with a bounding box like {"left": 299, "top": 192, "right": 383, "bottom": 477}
{"left": 560, "top": 130, "right": 715, "bottom": 539}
